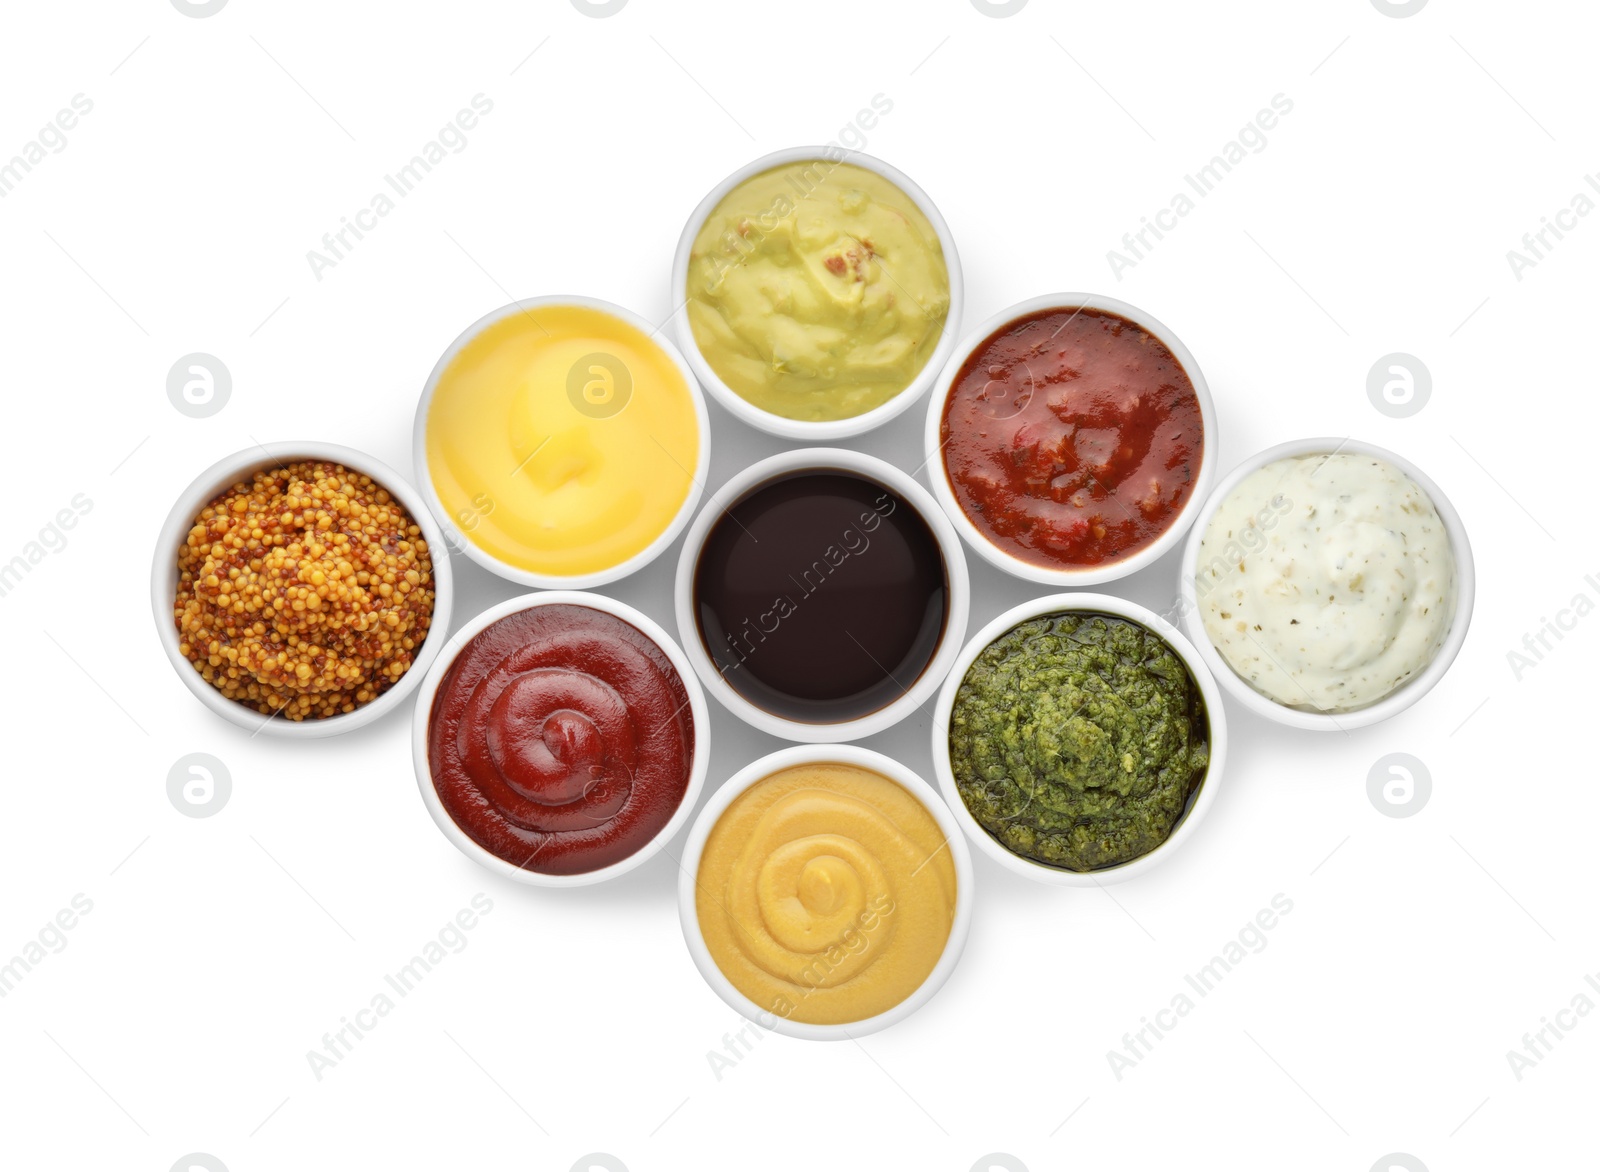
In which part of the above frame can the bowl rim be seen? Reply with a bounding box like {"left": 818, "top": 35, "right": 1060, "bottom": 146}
{"left": 150, "top": 439, "right": 455, "bottom": 739}
{"left": 412, "top": 294, "right": 712, "bottom": 589}
{"left": 1176, "top": 436, "right": 1477, "bottom": 731}
{"left": 672, "top": 446, "right": 971, "bottom": 743}
{"left": 929, "top": 591, "right": 1228, "bottom": 887}
{"left": 921, "top": 291, "right": 1218, "bottom": 587}
{"left": 408, "top": 590, "right": 711, "bottom": 888}
{"left": 675, "top": 743, "right": 974, "bottom": 1041}
{"left": 670, "top": 144, "right": 965, "bottom": 441}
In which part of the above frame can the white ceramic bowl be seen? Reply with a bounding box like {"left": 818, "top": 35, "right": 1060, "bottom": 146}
{"left": 410, "top": 591, "right": 710, "bottom": 888}
{"left": 413, "top": 295, "right": 711, "bottom": 590}
{"left": 677, "top": 744, "right": 973, "bottom": 1041}
{"left": 152, "top": 440, "right": 454, "bottom": 739}
{"left": 922, "top": 292, "right": 1217, "bottom": 587}
{"left": 671, "top": 145, "right": 964, "bottom": 441}
{"left": 1177, "top": 437, "right": 1476, "bottom": 732}
{"left": 931, "top": 592, "right": 1227, "bottom": 887}
{"left": 673, "top": 447, "right": 970, "bottom": 743}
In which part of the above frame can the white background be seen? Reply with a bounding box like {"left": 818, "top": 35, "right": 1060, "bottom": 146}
{"left": 1, "top": 1, "right": 1593, "bottom": 1169}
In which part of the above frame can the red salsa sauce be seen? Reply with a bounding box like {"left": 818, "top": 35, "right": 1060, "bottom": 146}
{"left": 427, "top": 604, "right": 694, "bottom": 875}
{"left": 940, "top": 308, "right": 1203, "bottom": 569}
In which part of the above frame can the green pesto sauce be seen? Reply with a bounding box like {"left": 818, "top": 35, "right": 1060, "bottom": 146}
{"left": 949, "top": 611, "right": 1210, "bottom": 872}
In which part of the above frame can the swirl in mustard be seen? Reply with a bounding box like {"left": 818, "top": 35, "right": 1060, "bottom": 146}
{"left": 695, "top": 762, "right": 957, "bottom": 1025}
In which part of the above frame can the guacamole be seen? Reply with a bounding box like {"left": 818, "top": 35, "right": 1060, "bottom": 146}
{"left": 948, "top": 611, "right": 1210, "bottom": 871}
{"left": 685, "top": 159, "right": 950, "bottom": 423}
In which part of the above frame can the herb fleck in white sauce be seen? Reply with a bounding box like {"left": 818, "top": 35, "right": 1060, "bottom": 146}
{"left": 1195, "top": 453, "right": 1457, "bottom": 712}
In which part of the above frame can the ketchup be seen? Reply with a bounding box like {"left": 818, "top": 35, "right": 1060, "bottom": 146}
{"left": 427, "top": 605, "right": 694, "bottom": 875}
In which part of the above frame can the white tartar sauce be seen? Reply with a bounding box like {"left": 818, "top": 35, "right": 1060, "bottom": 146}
{"left": 1194, "top": 452, "right": 1457, "bottom": 712}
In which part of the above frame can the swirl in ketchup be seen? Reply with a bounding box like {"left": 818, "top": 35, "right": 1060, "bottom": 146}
{"left": 427, "top": 604, "right": 695, "bottom": 875}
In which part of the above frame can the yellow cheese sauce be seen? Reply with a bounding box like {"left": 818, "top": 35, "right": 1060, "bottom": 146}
{"left": 695, "top": 762, "right": 957, "bottom": 1026}
{"left": 425, "top": 304, "right": 701, "bottom": 578}
{"left": 686, "top": 160, "right": 951, "bottom": 423}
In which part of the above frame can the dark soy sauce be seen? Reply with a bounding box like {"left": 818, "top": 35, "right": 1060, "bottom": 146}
{"left": 694, "top": 470, "right": 948, "bottom": 724}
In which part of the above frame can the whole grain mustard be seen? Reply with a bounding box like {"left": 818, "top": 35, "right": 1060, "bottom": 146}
{"left": 174, "top": 461, "right": 435, "bottom": 720}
